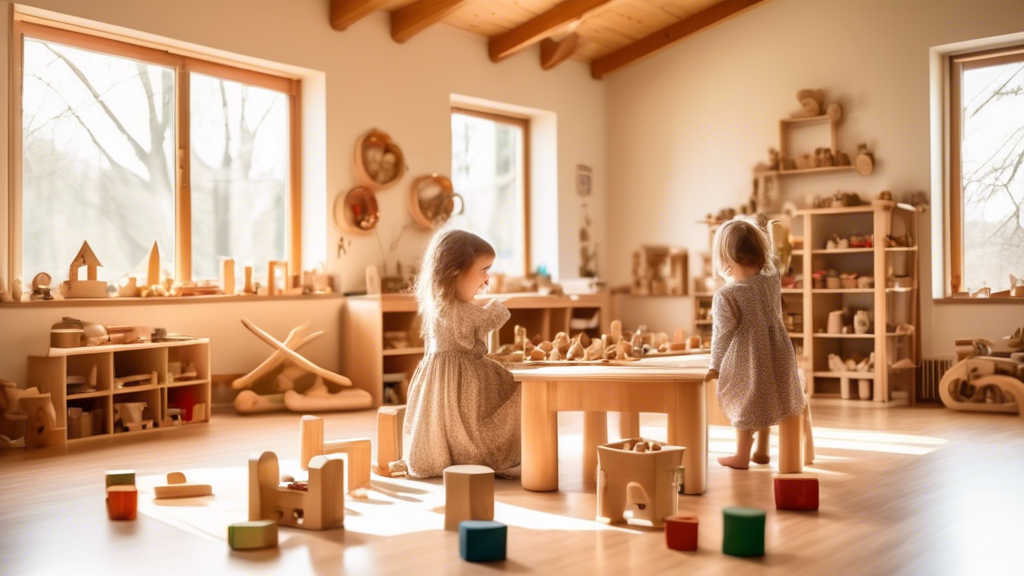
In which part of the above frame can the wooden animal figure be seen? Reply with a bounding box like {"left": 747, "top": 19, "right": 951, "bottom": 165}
{"left": 597, "top": 438, "right": 685, "bottom": 527}
{"left": 249, "top": 451, "right": 345, "bottom": 531}
{"left": 792, "top": 89, "right": 824, "bottom": 118}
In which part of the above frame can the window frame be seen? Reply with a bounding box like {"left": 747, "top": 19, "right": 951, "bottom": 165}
{"left": 947, "top": 43, "right": 1024, "bottom": 296}
{"left": 450, "top": 106, "right": 532, "bottom": 276}
{"left": 8, "top": 18, "right": 302, "bottom": 287}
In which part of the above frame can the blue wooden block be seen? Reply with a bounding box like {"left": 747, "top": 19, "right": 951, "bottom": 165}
{"left": 459, "top": 520, "right": 506, "bottom": 562}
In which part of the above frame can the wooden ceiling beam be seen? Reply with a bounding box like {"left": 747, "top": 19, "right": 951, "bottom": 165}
{"left": 489, "top": 0, "right": 614, "bottom": 63}
{"left": 590, "top": 0, "right": 771, "bottom": 79}
{"left": 391, "top": 0, "right": 472, "bottom": 43}
{"left": 330, "top": 0, "right": 391, "bottom": 31}
{"left": 540, "top": 33, "right": 579, "bottom": 70}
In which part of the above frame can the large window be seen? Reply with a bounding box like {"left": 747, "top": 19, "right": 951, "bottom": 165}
{"left": 950, "top": 45, "right": 1024, "bottom": 294}
{"left": 12, "top": 20, "right": 299, "bottom": 290}
{"left": 451, "top": 108, "right": 529, "bottom": 276}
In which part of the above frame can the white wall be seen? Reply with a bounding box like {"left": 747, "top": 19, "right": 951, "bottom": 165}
{"left": 0, "top": 0, "right": 606, "bottom": 383}
{"left": 605, "top": 0, "right": 1024, "bottom": 358}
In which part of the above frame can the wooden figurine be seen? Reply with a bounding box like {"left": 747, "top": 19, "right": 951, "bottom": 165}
{"left": 597, "top": 438, "right": 685, "bottom": 527}
{"left": 154, "top": 472, "right": 212, "bottom": 499}
{"left": 855, "top": 144, "right": 875, "bottom": 176}
{"left": 229, "top": 520, "right": 278, "bottom": 550}
{"left": 792, "top": 88, "right": 824, "bottom": 118}
{"left": 242, "top": 265, "right": 255, "bottom": 294}
{"left": 444, "top": 465, "right": 495, "bottom": 531}
{"left": 249, "top": 451, "right": 345, "bottom": 531}
{"left": 20, "top": 394, "right": 66, "bottom": 449}
{"left": 267, "top": 261, "right": 289, "bottom": 296}
{"left": 374, "top": 405, "right": 406, "bottom": 477}
{"left": 61, "top": 241, "right": 108, "bottom": 298}
{"left": 30, "top": 272, "right": 53, "bottom": 300}
{"left": 220, "top": 258, "right": 235, "bottom": 295}
{"left": 146, "top": 241, "right": 161, "bottom": 288}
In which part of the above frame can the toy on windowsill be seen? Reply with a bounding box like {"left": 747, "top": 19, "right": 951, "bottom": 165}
{"left": 232, "top": 320, "right": 373, "bottom": 414}
{"left": 60, "top": 241, "right": 108, "bottom": 299}
{"left": 30, "top": 273, "right": 53, "bottom": 300}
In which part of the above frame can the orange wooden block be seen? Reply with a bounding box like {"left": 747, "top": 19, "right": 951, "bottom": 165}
{"left": 665, "top": 513, "right": 698, "bottom": 551}
{"left": 106, "top": 485, "right": 137, "bottom": 520}
{"left": 774, "top": 473, "right": 819, "bottom": 511}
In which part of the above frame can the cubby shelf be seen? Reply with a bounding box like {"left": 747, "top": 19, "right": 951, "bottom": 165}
{"left": 812, "top": 248, "right": 873, "bottom": 254}
{"left": 29, "top": 339, "right": 211, "bottom": 445}
{"left": 812, "top": 288, "right": 874, "bottom": 294}
{"left": 813, "top": 371, "right": 876, "bottom": 379}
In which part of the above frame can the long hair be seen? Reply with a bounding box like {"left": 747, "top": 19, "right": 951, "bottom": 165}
{"left": 414, "top": 227, "right": 496, "bottom": 331}
{"left": 712, "top": 214, "right": 775, "bottom": 279}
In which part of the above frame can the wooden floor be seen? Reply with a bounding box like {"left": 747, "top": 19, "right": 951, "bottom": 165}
{"left": 2, "top": 403, "right": 1023, "bottom": 575}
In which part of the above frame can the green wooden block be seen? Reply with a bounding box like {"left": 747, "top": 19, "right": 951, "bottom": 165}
{"left": 459, "top": 520, "right": 506, "bottom": 562}
{"left": 105, "top": 470, "right": 135, "bottom": 488}
{"left": 228, "top": 520, "right": 278, "bottom": 550}
{"left": 722, "top": 506, "right": 765, "bottom": 557}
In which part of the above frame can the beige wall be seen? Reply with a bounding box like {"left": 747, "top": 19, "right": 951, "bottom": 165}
{"left": 605, "top": 0, "right": 1024, "bottom": 358}
{"left": 0, "top": 1, "right": 606, "bottom": 383}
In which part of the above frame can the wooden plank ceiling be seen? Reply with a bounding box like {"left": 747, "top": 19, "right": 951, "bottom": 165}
{"left": 334, "top": 0, "right": 768, "bottom": 77}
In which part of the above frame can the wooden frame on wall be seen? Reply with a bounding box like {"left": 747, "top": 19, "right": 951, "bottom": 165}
{"left": 450, "top": 106, "right": 532, "bottom": 276}
{"left": 7, "top": 17, "right": 302, "bottom": 290}
{"left": 947, "top": 42, "right": 1024, "bottom": 297}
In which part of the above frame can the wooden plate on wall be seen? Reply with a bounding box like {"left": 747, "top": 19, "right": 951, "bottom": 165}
{"left": 354, "top": 129, "right": 406, "bottom": 191}
{"left": 334, "top": 186, "right": 380, "bottom": 234}
{"left": 408, "top": 174, "right": 463, "bottom": 229}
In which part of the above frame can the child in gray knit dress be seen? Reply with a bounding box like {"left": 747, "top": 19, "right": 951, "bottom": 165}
{"left": 389, "top": 228, "right": 521, "bottom": 479}
{"left": 706, "top": 216, "right": 805, "bottom": 470}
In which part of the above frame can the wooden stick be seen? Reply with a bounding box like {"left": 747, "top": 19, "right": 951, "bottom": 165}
{"left": 241, "top": 319, "right": 353, "bottom": 387}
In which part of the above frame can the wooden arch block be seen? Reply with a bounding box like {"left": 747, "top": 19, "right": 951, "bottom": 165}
{"left": 444, "top": 465, "right": 494, "bottom": 531}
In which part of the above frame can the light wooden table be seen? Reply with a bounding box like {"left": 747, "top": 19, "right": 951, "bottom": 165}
{"left": 511, "top": 353, "right": 709, "bottom": 495}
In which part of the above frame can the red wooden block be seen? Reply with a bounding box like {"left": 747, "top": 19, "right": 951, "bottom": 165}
{"left": 107, "top": 485, "right": 138, "bottom": 520}
{"left": 665, "top": 513, "right": 699, "bottom": 551}
{"left": 774, "top": 473, "right": 819, "bottom": 511}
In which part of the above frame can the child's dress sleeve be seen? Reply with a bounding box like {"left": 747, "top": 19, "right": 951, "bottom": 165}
{"left": 709, "top": 290, "right": 740, "bottom": 373}
{"left": 479, "top": 299, "right": 511, "bottom": 333}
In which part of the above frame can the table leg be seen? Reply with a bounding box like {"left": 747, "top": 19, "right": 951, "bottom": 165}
{"left": 617, "top": 412, "right": 640, "bottom": 440}
{"left": 667, "top": 381, "right": 707, "bottom": 495}
{"left": 583, "top": 411, "right": 607, "bottom": 484}
{"left": 522, "top": 380, "right": 559, "bottom": 492}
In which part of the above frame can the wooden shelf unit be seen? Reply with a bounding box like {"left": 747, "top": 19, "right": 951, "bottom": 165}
{"left": 29, "top": 339, "right": 211, "bottom": 444}
{"left": 794, "top": 203, "right": 922, "bottom": 405}
{"left": 342, "top": 293, "right": 611, "bottom": 407}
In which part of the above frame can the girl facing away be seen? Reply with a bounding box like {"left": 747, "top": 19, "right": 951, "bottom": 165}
{"left": 705, "top": 216, "right": 805, "bottom": 470}
{"left": 389, "top": 228, "right": 521, "bottom": 479}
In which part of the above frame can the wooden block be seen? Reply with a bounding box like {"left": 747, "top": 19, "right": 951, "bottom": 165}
{"left": 192, "top": 403, "right": 207, "bottom": 422}
{"left": 323, "top": 437, "right": 372, "bottom": 494}
{"left": 249, "top": 451, "right": 345, "bottom": 531}
{"left": 375, "top": 405, "right": 406, "bottom": 476}
{"left": 459, "top": 520, "right": 507, "bottom": 562}
{"left": 228, "top": 520, "right": 278, "bottom": 550}
{"left": 154, "top": 483, "right": 213, "bottom": 499}
{"left": 167, "top": 472, "right": 187, "bottom": 485}
{"left": 665, "top": 513, "right": 699, "bottom": 551}
{"left": 773, "top": 473, "right": 819, "bottom": 511}
{"left": 219, "top": 257, "right": 235, "bottom": 295}
{"left": 778, "top": 413, "right": 803, "bottom": 474}
{"left": 444, "top": 465, "right": 494, "bottom": 531}
{"left": 300, "top": 415, "right": 325, "bottom": 471}
{"left": 106, "top": 470, "right": 135, "bottom": 488}
{"left": 722, "top": 507, "right": 765, "bottom": 557}
{"left": 106, "top": 485, "right": 137, "bottom": 520}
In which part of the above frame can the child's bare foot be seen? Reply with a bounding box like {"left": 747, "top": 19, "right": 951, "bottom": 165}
{"left": 717, "top": 454, "right": 751, "bottom": 469}
{"left": 751, "top": 451, "right": 770, "bottom": 465}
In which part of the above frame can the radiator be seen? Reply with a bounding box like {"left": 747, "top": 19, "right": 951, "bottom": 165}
{"left": 917, "top": 358, "right": 954, "bottom": 403}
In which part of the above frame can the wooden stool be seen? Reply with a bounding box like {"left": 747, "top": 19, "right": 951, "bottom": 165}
{"left": 374, "top": 405, "right": 406, "bottom": 477}
{"left": 229, "top": 520, "right": 278, "bottom": 550}
{"left": 778, "top": 414, "right": 803, "bottom": 474}
{"left": 722, "top": 506, "right": 765, "bottom": 557}
{"left": 665, "top": 512, "right": 699, "bottom": 551}
{"left": 459, "top": 520, "right": 507, "bottom": 562}
{"left": 444, "top": 465, "right": 494, "bottom": 531}
{"left": 106, "top": 485, "right": 137, "bottom": 520}
{"left": 774, "top": 473, "right": 819, "bottom": 511}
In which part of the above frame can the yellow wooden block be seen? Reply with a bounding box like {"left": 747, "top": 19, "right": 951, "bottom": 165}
{"left": 228, "top": 520, "right": 278, "bottom": 550}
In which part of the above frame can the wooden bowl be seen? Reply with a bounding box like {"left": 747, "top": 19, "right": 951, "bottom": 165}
{"left": 334, "top": 187, "right": 379, "bottom": 234}
{"left": 354, "top": 129, "right": 405, "bottom": 191}
{"left": 408, "top": 174, "right": 463, "bottom": 229}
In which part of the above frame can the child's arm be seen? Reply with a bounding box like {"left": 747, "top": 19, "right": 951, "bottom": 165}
{"left": 708, "top": 291, "right": 740, "bottom": 375}
{"left": 479, "top": 298, "right": 512, "bottom": 333}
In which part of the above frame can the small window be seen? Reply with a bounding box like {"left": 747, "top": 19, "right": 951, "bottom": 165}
{"left": 950, "top": 45, "right": 1024, "bottom": 293}
{"left": 450, "top": 108, "right": 529, "bottom": 276}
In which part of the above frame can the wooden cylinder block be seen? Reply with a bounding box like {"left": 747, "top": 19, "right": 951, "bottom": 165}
{"left": 722, "top": 507, "right": 765, "bottom": 557}
{"left": 778, "top": 414, "right": 804, "bottom": 474}
{"left": 444, "top": 465, "right": 495, "bottom": 531}
{"left": 773, "top": 473, "right": 819, "bottom": 511}
{"left": 665, "top": 512, "right": 699, "bottom": 551}
{"left": 106, "top": 485, "right": 138, "bottom": 520}
{"left": 300, "top": 415, "right": 324, "bottom": 471}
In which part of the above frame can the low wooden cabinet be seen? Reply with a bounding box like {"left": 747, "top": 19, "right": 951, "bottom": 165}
{"left": 29, "top": 339, "right": 211, "bottom": 444}
{"left": 342, "top": 293, "right": 611, "bottom": 407}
